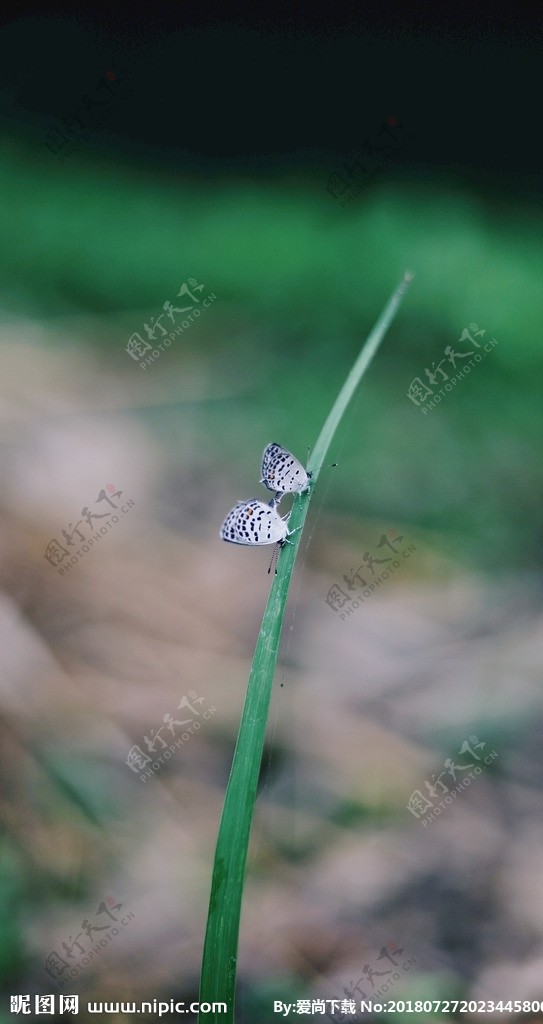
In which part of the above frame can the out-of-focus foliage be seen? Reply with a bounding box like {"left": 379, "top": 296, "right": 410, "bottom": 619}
{"left": 2, "top": 141, "right": 542, "bottom": 576}
{"left": 1, "top": 116, "right": 543, "bottom": 1020}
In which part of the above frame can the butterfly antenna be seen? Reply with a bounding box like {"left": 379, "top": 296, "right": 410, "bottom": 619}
{"left": 307, "top": 445, "right": 336, "bottom": 476}
{"left": 267, "top": 546, "right": 279, "bottom": 575}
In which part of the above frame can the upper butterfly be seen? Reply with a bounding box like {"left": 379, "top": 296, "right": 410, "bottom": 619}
{"left": 220, "top": 499, "right": 294, "bottom": 547}
{"left": 260, "top": 442, "right": 311, "bottom": 501}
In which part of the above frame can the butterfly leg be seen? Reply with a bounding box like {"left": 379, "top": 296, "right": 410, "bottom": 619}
{"left": 284, "top": 525, "right": 303, "bottom": 543}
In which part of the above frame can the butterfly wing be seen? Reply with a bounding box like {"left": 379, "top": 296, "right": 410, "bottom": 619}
{"left": 220, "top": 499, "right": 287, "bottom": 546}
{"left": 261, "top": 442, "right": 310, "bottom": 495}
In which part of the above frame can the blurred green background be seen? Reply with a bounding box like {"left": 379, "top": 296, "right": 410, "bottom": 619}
{"left": 1, "top": 4, "right": 543, "bottom": 1023}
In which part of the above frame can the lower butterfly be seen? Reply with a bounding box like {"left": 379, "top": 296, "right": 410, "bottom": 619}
{"left": 220, "top": 499, "right": 298, "bottom": 547}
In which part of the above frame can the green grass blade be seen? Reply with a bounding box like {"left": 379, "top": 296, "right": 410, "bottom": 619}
{"left": 198, "top": 271, "right": 414, "bottom": 1023}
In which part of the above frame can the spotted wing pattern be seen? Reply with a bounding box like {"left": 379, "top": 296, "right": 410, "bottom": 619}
{"left": 260, "top": 442, "right": 311, "bottom": 496}
{"left": 220, "top": 499, "right": 288, "bottom": 546}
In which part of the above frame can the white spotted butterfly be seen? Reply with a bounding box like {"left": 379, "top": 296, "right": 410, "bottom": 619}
{"left": 260, "top": 442, "right": 311, "bottom": 502}
{"left": 219, "top": 499, "right": 298, "bottom": 548}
